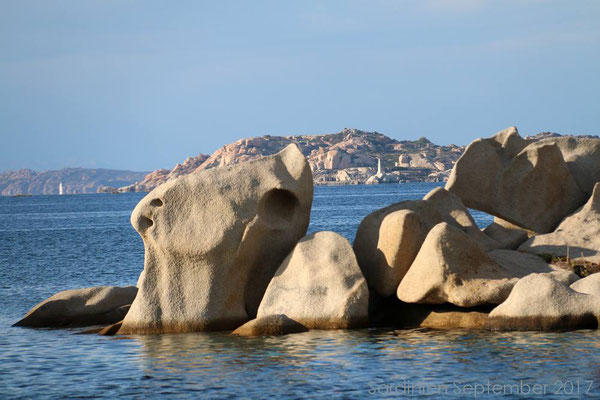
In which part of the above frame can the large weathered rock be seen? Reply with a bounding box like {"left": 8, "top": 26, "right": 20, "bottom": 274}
{"left": 119, "top": 144, "right": 313, "bottom": 334}
{"left": 537, "top": 136, "right": 600, "bottom": 195}
{"left": 519, "top": 183, "right": 600, "bottom": 264}
{"left": 257, "top": 231, "right": 369, "bottom": 329}
{"left": 353, "top": 187, "right": 499, "bottom": 297}
{"left": 570, "top": 273, "right": 600, "bottom": 297}
{"left": 446, "top": 126, "right": 587, "bottom": 233}
{"left": 396, "top": 223, "right": 578, "bottom": 307}
{"left": 488, "top": 274, "right": 600, "bottom": 331}
{"left": 232, "top": 314, "right": 308, "bottom": 337}
{"left": 14, "top": 286, "right": 137, "bottom": 328}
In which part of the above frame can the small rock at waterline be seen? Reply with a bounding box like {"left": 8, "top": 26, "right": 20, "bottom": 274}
{"left": 232, "top": 315, "right": 308, "bottom": 337}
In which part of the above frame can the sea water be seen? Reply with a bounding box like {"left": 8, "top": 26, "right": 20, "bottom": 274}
{"left": 1, "top": 183, "right": 599, "bottom": 399}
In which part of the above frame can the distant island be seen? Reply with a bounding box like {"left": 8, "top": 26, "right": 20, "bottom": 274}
{"left": 1, "top": 129, "right": 597, "bottom": 196}
{"left": 0, "top": 168, "right": 148, "bottom": 196}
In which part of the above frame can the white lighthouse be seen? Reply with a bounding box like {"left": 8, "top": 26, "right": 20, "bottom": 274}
{"left": 59, "top": 182, "right": 64, "bottom": 195}
{"left": 376, "top": 157, "right": 384, "bottom": 178}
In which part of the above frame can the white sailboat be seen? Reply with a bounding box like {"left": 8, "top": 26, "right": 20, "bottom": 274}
{"left": 59, "top": 182, "right": 64, "bottom": 195}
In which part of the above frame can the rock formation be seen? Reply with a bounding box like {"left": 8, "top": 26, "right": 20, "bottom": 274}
{"left": 13, "top": 286, "right": 137, "bottom": 328}
{"left": 446, "top": 126, "right": 588, "bottom": 233}
{"left": 519, "top": 183, "right": 600, "bottom": 264}
{"left": 353, "top": 187, "right": 500, "bottom": 297}
{"left": 488, "top": 274, "right": 600, "bottom": 331}
{"left": 397, "top": 223, "right": 578, "bottom": 307}
{"left": 256, "top": 232, "right": 369, "bottom": 329}
{"left": 118, "top": 144, "right": 313, "bottom": 333}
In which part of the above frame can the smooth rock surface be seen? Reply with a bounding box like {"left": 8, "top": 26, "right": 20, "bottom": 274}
{"left": 232, "top": 314, "right": 308, "bottom": 336}
{"left": 14, "top": 286, "right": 137, "bottom": 328}
{"left": 519, "top": 183, "right": 600, "bottom": 264}
{"left": 571, "top": 273, "right": 600, "bottom": 297}
{"left": 397, "top": 223, "right": 577, "bottom": 307}
{"left": 538, "top": 136, "right": 600, "bottom": 195}
{"left": 446, "top": 126, "right": 586, "bottom": 233}
{"left": 353, "top": 187, "right": 499, "bottom": 297}
{"left": 488, "top": 274, "right": 600, "bottom": 331}
{"left": 119, "top": 144, "right": 313, "bottom": 334}
{"left": 257, "top": 231, "right": 369, "bottom": 329}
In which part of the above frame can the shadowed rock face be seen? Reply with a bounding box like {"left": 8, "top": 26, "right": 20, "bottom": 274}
{"left": 519, "top": 183, "right": 600, "bottom": 264}
{"left": 119, "top": 144, "right": 313, "bottom": 334}
{"left": 13, "top": 286, "right": 137, "bottom": 328}
{"left": 446, "top": 126, "right": 588, "bottom": 233}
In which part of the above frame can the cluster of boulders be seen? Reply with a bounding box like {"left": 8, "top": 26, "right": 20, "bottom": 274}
{"left": 14, "top": 127, "right": 600, "bottom": 335}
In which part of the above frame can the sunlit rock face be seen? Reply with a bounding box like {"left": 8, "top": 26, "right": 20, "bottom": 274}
{"left": 256, "top": 231, "right": 369, "bottom": 329}
{"left": 119, "top": 144, "right": 313, "bottom": 334}
{"left": 446, "top": 126, "right": 589, "bottom": 234}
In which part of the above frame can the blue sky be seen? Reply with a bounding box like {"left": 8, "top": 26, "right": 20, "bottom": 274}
{"left": 1, "top": 0, "right": 599, "bottom": 172}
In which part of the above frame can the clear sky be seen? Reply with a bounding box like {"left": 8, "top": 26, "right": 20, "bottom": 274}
{"left": 1, "top": 0, "right": 599, "bottom": 172}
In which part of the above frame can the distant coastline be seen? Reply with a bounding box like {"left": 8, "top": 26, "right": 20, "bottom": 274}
{"left": 2, "top": 130, "right": 597, "bottom": 196}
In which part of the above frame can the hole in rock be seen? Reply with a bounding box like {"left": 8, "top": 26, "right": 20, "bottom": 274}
{"left": 150, "top": 198, "right": 164, "bottom": 207}
{"left": 258, "top": 189, "right": 300, "bottom": 226}
{"left": 138, "top": 216, "right": 154, "bottom": 231}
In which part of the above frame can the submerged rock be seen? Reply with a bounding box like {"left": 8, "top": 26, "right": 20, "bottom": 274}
{"left": 397, "top": 223, "right": 577, "bottom": 307}
{"left": 488, "top": 274, "right": 600, "bottom": 331}
{"left": 232, "top": 314, "right": 308, "bottom": 337}
{"left": 519, "top": 183, "right": 600, "bottom": 264}
{"left": 446, "top": 126, "right": 586, "bottom": 233}
{"left": 353, "top": 187, "right": 500, "bottom": 297}
{"left": 257, "top": 232, "right": 369, "bottom": 329}
{"left": 14, "top": 286, "right": 137, "bottom": 328}
{"left": 119, "top": 144, "right": 313, "bottom": 334}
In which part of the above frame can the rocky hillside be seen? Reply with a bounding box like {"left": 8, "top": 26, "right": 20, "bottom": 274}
{"left": 0, "top": 168, "right": 148, "bottom": 196}
{"left": 119, "top": 129, "right": 465, "bottom": 191}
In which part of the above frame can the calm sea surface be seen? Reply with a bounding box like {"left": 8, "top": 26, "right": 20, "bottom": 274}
{"left": 1, "top": 183, "right": 599, "bottom": 399}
